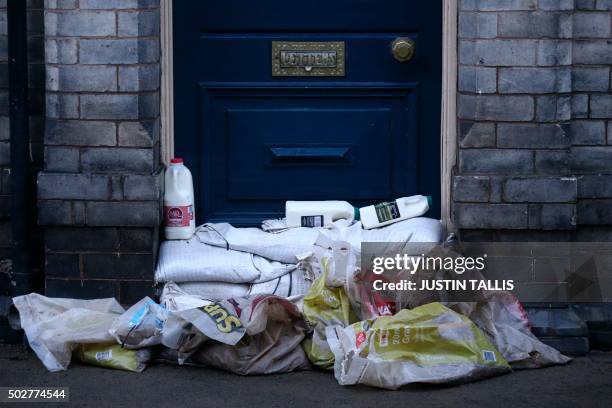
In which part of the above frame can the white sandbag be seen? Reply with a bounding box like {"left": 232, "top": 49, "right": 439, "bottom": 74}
{"left": 451, "top": 292, "right": 571, "bottom": 369}
{"left": 318, "top": 217, "right": 443, "bottom": 255}
{"left": 179, "top": 281, "right": 250, "bottom": 299}
{"left": 160, "top": 282, "right": 211, "bottom": 312}
{"left": 362, "top": 217, "right": 444, "bottom": 243}
{"left": 198, "top": 218, "right": 443, "bottom": 265}
{"left": 154, "top": 235, "right": 296, "bottom": 283}
{"left": 109, "top": 297, "right": 168, "bottom": 349}
{"left": 195, "top": 223, "right": 319, "bottom": 264}
{"left": 12, "top": 293, "right": 125, "bottom": 372}
{"left": 178, "top": 267, "right": 312, "bottom": 301}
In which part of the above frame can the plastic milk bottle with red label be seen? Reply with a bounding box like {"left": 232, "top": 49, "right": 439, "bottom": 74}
{"left": 164, "top": 158, "right": 195, "bottom": 240}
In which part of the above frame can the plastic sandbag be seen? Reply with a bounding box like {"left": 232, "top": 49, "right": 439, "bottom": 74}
{"left": 202, "top": 218, "right": 443, "bottom": 264}
{"left": 321, "top": 217, "right": 443, "bottom": 257}
{"left": 109, "top": 297, "right": 168, "bottom": 349}
{"left": 160, "top": 285, "right": 249, "bottom": 362}
{"left": 302, "top": 265, "right": 356, "bottom": 370}
{"left": 326, "top": 302, "right": 511, "bottom": 390}
{"left": 160, "top": 314, "right": 209, "bottom": 363}
{"left": 312, "top": 221, "right": 444, "bottom": 321}
{"left": 12, "top": 293, "right": 125, "bottom": 372}
{"left": 361, "top": 217, "right": 444, "bottom": 247}
{"left": 191, "top": 295, "right": 311, "bottom": 375}
{"left": 312, "top": 235, "right": 392, "bottom": 321}
{"left": 195, "top": 223, "right": 319, "bottom": 264}
{"left": 178, "top": 267, "right": 313, "bottom": 301}
{"left": 167, "top": 299, "right": 246, "bottom": 346}
{"left": 389, "top": 242, "right": 570, "bottom": 369}
{"left": 160, "top": 282, "right": 211, "bottom": 312}
{"left": 451, "top": 292, "right": 571, "bottom": 369}
{"left": 315, "top": 237, "right": 355, "bottom": 289}
{"left": 158, "top": 284, "right": 217, "bottom": 362}
{"left": 155, "top": 236, "right": 297, "bottom": 284}
{"left": 75, "top": 343, "right": 153, "bottom": 373}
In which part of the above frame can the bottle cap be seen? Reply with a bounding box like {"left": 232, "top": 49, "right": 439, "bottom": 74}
{"left": 354, "top": 207, "right": 360, "bottom": 221}
{"left": 426, "top": 195, "right": 433, "bottom": 208}
{"left": 170, "top": 157, "right": 184, "bottom": 164}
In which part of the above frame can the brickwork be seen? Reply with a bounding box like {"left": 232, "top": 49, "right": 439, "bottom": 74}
{"left": 26, "top": 0, "right": 612, "bottom": 303}
{"left": 38, "top": 0, "right": 161, "bottom": 302}
{"left": 454, "top": 0, "right": 612, "bottom": 239}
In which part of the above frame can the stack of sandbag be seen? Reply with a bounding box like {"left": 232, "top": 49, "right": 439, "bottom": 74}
{"left": 154, "top": 218, "right": 445, "bottom": 302}
{"left": 154, "top": 226, "right": 314, "bottom": 301}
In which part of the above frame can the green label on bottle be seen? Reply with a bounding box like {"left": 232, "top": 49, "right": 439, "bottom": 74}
{"left": 374, "top": 201, "right": 401, "bottom": 223}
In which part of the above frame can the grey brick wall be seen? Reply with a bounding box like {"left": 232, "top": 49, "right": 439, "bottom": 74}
{"left": 454, "top": 0, "right": 612, "bottom": 242}
{"left": 0, "top": 0, "right": 45, "bottom": 297}
{"left": 38, "top": 0, "right": 161, "bottom": 302}
{"left": 31, "top": 0, "right": 612, "bottom": 304}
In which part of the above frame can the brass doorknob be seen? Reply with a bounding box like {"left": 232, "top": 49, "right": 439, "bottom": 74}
{"left": 391, "top": 38, "right": 415, "bottom": 62}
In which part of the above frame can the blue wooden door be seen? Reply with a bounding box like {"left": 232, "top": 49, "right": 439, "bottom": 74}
{"left": 174, "top": 1, "right": 442, "bottom": 225}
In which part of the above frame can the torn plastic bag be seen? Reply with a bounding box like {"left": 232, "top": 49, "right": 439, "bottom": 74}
{"left": 74, "top": 343, "right": 153, "bottom": 373}
{"left": 389, "top": 242, "right": 570, "bottom": 368}
{"left": 159, "top": 284, "right": 217, "bottom": 362}
{"left": 302, "top": 265, "right": 356, "bottom": 370}
{"left": 312, "top": 235, "right": 394, "bottom": 321}
{"left": 191, "top": 295, "right": 311, "bottom": 375}
{"left": 451, "top": 292, "right": 571, "bottom": 369}
{"left": 314, "top": 236, "right": 356, "bottom": 289}
{"left": 160, "top": 283, "right": 250, "bottom": 362}
{"left": 11, "top": 293, "right": 125, "bottom": 372}
{"left": 313, "top": 223, "right": 443, "bottom": 320}
{"left": 326, "top": 302, "right": 511, "bottom": 390}
{"left": 109, "top": 297, "right": 168, "bottom": 349}
{"left": 166, "top": 299, "right": 245, "bottom": 346}
{"left": 161, "top": 314, "right": 209, "bottom": 363}
{"left": 155, "top": 236, "right": 296, "bottom": 284}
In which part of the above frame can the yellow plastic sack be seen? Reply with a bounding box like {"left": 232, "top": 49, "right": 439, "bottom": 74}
{"left": 75, "top": 343, "right": 152, "bottom": 373}
{"left": 326, "top": 302, "right": 511, "bottom": 389}
{"left": 302, "top": 259, "right": 356, "bottom": 370}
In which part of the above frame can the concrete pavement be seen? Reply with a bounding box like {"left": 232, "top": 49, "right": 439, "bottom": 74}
{"left": 1, "top": 345, "right": 611, "bottom": 407}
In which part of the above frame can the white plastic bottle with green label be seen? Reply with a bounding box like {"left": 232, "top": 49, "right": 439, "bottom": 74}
{"left": 359, "top": 195, "right": 431, "bottom": 229}
{"left": 285, "top": 200, "right": 358, "bottom": 228}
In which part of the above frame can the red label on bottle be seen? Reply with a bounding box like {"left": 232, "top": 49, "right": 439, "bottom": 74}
{"left": 164, "top": 205, "right": 193, "bottom": 227}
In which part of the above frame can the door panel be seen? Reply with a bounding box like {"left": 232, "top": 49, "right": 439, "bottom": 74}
{"left": 174, "top": 1, "right": 442, "bottom": 225}
{"left": 199, "top": 33, "right": 424, "bottom": 82}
